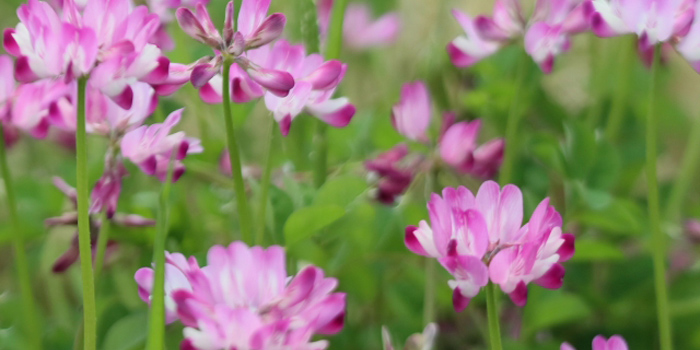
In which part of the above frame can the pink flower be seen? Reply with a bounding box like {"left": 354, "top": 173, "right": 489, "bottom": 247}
{"left": 11, "top": 79, "right": 72, "bottom": 138}
{"left": 405, "top": 181, "right": 575, "bottom": 310}
{"left": 562, "top": 335, "right": 628, "bottom": 350}
{"left": 134, "top": 242, "right": 346, "bottom": 350}
{"left": 675, "top": 1, "right": 700, "bottom": 72}
{"left": 365, "top": 144, "right": 415, "bottom": 205}
{"left": 120, "top": 109, "right": 203, "bottom": 182}
{"left": 4, "top": 0, "right": 170, "bottom": 106}
{"left": 342, "top": 3, "right": 401, "bottom": 50}
{"left": 382, "top": 323, "right": 438, "bottom": 350}
{"left": 391, "top": 81, "right": 432, "bottom": 142}
{"left": 439, "top": 119, "right": 505, "bottom": 179}
{"left": 587, "top": 0, "right": 694, "bottom": 66}
{"left": 176, "top": 0, "right": 294, "bottom": 96}
{"left": 448, "top": 0, "right": 588, "bottom": 72}
{"left": 0, "top": 56, "right": 15, "bottom": 122}
{"left": 262, "top": 40, "right": 355, "bottom": 135}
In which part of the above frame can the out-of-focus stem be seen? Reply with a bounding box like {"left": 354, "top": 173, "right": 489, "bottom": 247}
{"left": 485, "top": 282, "right": 503, "bottom": 350}
{"left": 665, "top": 116, "right": 700, "bottom": 221}
{"left": 605, "top": 38, "right": 635, "bottom": 141}
{"left": 93, "top": 211, "right": 111, "bottom": 278}
{"left": 76, "top": 76, "right": 97, "bottom": 350}
{"left": 222, "top": 58, "right": 253, "bottom": 242}
{"left": 423, "top": 259, "right": 436, "bottom": 325}
{"left": 0, "top": 123, "right": 41, "bottom": 350}
{"left": 256, "top": 116, "right": 275, "bottom": 245}
{"left": 646, "top": 46, "right": 673, "bottom": 350}
{"left": 498, "top": 51, "right": 529, "bottom": 185}
{"left": 145, "top": 157, "right": 175, "bottom": 350}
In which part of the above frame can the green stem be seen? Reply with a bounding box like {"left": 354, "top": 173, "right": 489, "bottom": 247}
{"left": 256, "top": 116, "right": 275, "bottom": 246}
{"left": 76, "top": 76, "right": 97, "bottom": 350}
{"left": 313, "top": 123, "right": 328, "bottom": 188}
{"left": 423, "top": 259, "right": 436, "bottom": 325}
{"left": 0, "top": 123, "right": 41, "bottom": 350}
{"left": 485, "top": 282, "right": 503, "bottom": 350}
{"left": 222, "top": 58, "right": 253, "bottom": 243}
{"left": 145, "top": 157, "right": 175, "bottom": 350}
{"left": 93, "top": 211, "right": 111, "bottom": 278}
{"left": 665, "top": 116, "right": 700, "bottom": 221}
{"left": 498, "top": 51, "right": 530, "bottom": 185}
{"left": 646, "top": 46, "right": 673, "bottom": 350}
{"left": 605, "top": 38, "right": 635, "bottom": 141}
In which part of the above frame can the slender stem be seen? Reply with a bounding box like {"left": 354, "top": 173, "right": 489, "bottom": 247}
{"left": 313, "top": 123, "right": 329, "bottom": 188}
{"left": 145, "top": 157, "right": 175, "bottom": 350}
{"left": 605, "top": 38, "right": 635, "bottom": 141}
{"left": 498, "top": 51, "right": 530, "bottom": 185}
{"left": 256, "top": 116, "right": 275, "bottom": 245}
{"left": 485, "top": 282, "right": 503, "bottom": 350}
{"left": 93, "top": 211, "right": 111, "bottom": 278}
{"left": 222, "top": 58, "right": 253, "bottom": 243}
{"left": 423, "top": 259, "right": 436, "bottom": 325}
{"left": 0, "top": 123, "right": 41, "bottom": 350}
{"left": 665, "top": 116, "right": 700, "bottom": 221}
{"left": 646, "top": 46, "right": 673, "bottom": 350}
{"left": 76, "top": 77, "right": 97, "bottom": 350}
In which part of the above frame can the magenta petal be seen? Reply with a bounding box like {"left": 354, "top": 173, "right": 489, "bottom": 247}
{"left": 15, "top": 56, "right": 39, "bottom": 83}
{"left": 3, "top": 29, "right": 20, "bottom": 56}
{"left": 558, "top": 233, "right": 575, "bottom": 262}
{"left": 447, "top": 42, "right": 477, "bottom": 68}
{"left": 200, "top": 82, "right": 223, "bottom": 104}
{"left": 111, "top": 85, "right": 134, "bottom": 110}
{"left": 474, "top": 16, "right": 510, "bottom": 41}
{"left": 404, "top": 226, "right": 429, "bottom": 256}
{"left": 509, "top": 281, "right": 528, "bottom": 307}
{"left": 452, "top": 288, "right": 470, "bottom": 312}
{"left": 535, "top": 263, "right": 565, "bottom": 289}
{"left": 279, "top": 114, "right": 292, "bottom": 136}
{"left": 247, "top": 68, "right": 294, "bottom": 97}
{"left": 181, "top": 339, "right": 197, "bottom": 350}
{"left": 172, "top": 290, "right": 199, "bottom": 327}
{"left": 314, "top": 100, "right": 355, "bottom": 128}
{"left": 305, "top": 60, "right": 343, "bottom": 90}
{"left": 590, "top": 12, "right": 619, "bottom": 37}
{"left": 247, "top": 13, "right": 287, "bottom": 49}
{"left": 142, "top": 56, "right": 170, "bottom": 84}
{"left": 191, "top": 64, "right": 219, "bottom": 88}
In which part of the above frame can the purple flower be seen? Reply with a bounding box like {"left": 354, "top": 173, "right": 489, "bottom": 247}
{"left": 405, "top": 181, "right": 575, "bottom": 310}
{"left": 391, "top": 81, "right": 432, "bottom": 142}
{"left": 365, "top": 144, "right": 415, "bottom": 205}
{"left": 448, "top": 0, "right": 589, "bottom": 73}
{"left": 439, "top": 119, "right": 505, "bottom": 179}
{"left": 175, "top": 0, "right": 294, "bottom": 96}
{"left": 121, "top": 109, "right": 203, "bottom": 182}
{"left": 134, "top": 242, "right": 346, "bottom": 350}
{"left": 562, "top": 335, "right": 628, "bottom": 350}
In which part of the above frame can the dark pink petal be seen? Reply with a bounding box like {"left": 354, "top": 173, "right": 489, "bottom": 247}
{"left": 474, "top": 16, "right": 511, "bottom": 41}
{"left": 535, "top": 263, "right": 565, "bottom": 289}
{"left": 452, "top": 288, "right": 470, "bottom": 312}
{"left": 142, "top": 56, "right": 170, "bottom": 84}
{"left": 191, "top": 64, "right": 220, "bottom": 88}
{"left": 247, "top": 68, "right": 294, "bottom": 97}
{"left": 15, "top": 56, "right": 39, "bottom": 83}
{"left": 404, "top": 226, "right": 429, "bottom": 256}
{"left": 305, "top": 60, "right": 343, "bottom": 90}
{"left": 176, "top": 7, "right": 221, "bottom": 48}
{"left": 232, "top": 76, "right": 264, "bottom": 103}
{"left": 312, "top": 98, "right": 356, "bottom": 128}
{"left": 3, "top": 29, "right": 20, "bottom": 56}
{"left": 447, "top": 42, "right": 477, "bottom": 68}
{"left": 111, "top": 85, "right": 134, "bottom": 110}
{"left": 224, "top": 1, "right": 236, "bottom": 45}
{"left": 590, "top": 12, "right": 619, "bottom": 37}
{"left": 200, "top": 81, "right": 223, "bottom": 104}
{"left": 509, "top": 281, "right": 528, "bottom": 307}
{"left": 279, "top": 114, "right": 292, "bottom": 136}
{"left": 558, "top": 233, "right": 575, "bottom": 262}
{"left": 246, "top": 13, "right": 287, "bottom": 49}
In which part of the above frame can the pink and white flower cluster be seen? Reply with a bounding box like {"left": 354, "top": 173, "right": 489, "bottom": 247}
{"left": 562, "top": 335, "right": 628, "bottom": 350}
{"left": 366, "top": 81, "right": 504, "bottom": 205}
{"left": 318, "top": 0, "right": 402, "bottom": 51}
{"left": 179, "top": 0, "right": 356, "bottom": 135}
{"left": 405, "top": 181, "right": 575, "bottom": 309}
{"left": 135, "top": 242, "right": 346, "bottom": 350}
{"left": 448, "top": 0, "right": 589, "bottom": 73}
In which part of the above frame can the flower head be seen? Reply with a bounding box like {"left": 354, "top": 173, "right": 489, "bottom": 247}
{"left": 405, "top": 181, "right": 575, "bottom": 309}
{"left": 439, "top": 119, "right": 505, "bottom": 179}
{"left": 562, "top": 335, "right": 628, "bottom": 350}
{"left": 135, "top": 242, "right": 346, "bottom": 350}
{"left": 391, "top": 81, "right": 432, "bottom": 142}
{"left": 365, "top": 144, "right": 416, "bottom": 205}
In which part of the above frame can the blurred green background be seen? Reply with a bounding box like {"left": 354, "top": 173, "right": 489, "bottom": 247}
{"left": 2, "top": 0, "right": 700, "bottom": 349}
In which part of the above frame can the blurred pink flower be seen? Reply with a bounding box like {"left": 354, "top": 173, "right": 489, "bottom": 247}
{"left": 587, "top": 0, "right": 694, "bottom": 66}
{"left": 562, "top": 335, "right": 628, "bottom": 350}
{"left": 148, "top": 0, "right": 210, "bottom": 50}
{"left": 4, "top": 0, "right": 170, "bottom": 108}
{"left": 342, "top": 3, "right": 401, "bottom": 50}
{"left": 135, "top": 242, "right": 346, "bottom": 350}
{"left": 440, "top": 119, "right": 504, "bottom": 178}
{"left": 318, "top": 1, "right": 401, "bottom": 51}
{"left": 405, "top": 181, "right": 574, "bottom": 310}
{"left": 176, "top": 0, "right": 294, "bottom": 96}
{"left": 674, "top": 1, "right": 700, "bottom": 72}
{"left": 391, "top": 81, "right": 432, "bottom": 142}
{"left": 684, "top": 218, "right": 700, "bottom": 243}
{"left": 448, "top": 0, "right": 588, "bottom": 73}
{"left": 382, "top": 323, "right": 438, "bottom": 350}
{"left": 121, "top": 109, "right": 203, "bottom": 182}
{"left": 365, "top": 144, "right": 415, "bottom": 205}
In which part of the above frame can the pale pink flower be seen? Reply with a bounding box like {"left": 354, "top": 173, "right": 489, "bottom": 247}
{"left": 11, "top": 79, "right": 72, "bottom": 138}
{"left": 342, "top": 3, "right": 401, "bottom": 50}
{"left": 587, "top": 0, "right": 694, "bottom": 66}
{"left": 562, "top": 335, "right": 628, "bottom": 350}
{"left": 391, "top": 82, "right": 432, "bottom": 142}
{"left": 439, "top": 119, "right": 504, "bottom": 178}
{"left": 675, "top": 1, "right": 700, "bottom": 72}
{"left": 448, "top": 0, "right": 589, "bottom": 72}
{"left": 176, "top": 0, "right": 294, "bottom": 96}
{"left": 135, "top": 242, "right": 346, "bottom": 350}
{"left": 405, "top": 181, "right": 575, "bottom": 309}
{"left": 0, "top": 56, "right": 14, "bottom": 122}
{"left": 120, "top": 109, "right": 203, "bottom": 182}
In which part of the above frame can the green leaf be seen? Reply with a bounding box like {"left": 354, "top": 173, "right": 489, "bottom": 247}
{"left": 523, "top": 292, "right": 591, "bottom": 335}
{"left": 284, "top": 205, "right": 345, "bottom": 246}
{"left": 101, "top": 312, "right": 148, "bottom": 350}
{"left": 573, "top": 198, "right": 644, "bottom": 235}
{"left": 570, "top": 238, "right": 625, "bottom": 261}
{"left": 563, "top": 120, "right": 597, "bottom": 179}
{"left": 313, "top": 175, "right": 368, "bottom": 208}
